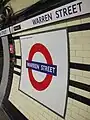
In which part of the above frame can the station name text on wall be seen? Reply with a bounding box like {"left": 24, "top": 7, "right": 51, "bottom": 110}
{"left": 32, "top": 2, "right": 82, "bottom": 25}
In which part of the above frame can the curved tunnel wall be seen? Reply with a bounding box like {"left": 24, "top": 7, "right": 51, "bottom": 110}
{"left": 0, "top": 40, "right": 3, "bottom": 84}
{"left": 0, "top": 0, "right": 90, "bottom": 120}
{"left": 0, "top": 37, "right": 10, "bottom": 105}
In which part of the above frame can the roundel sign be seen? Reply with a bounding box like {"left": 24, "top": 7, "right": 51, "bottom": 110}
{"left": 19, "top": 29, "right": 68, "bottom": 117}
{"left": 26, "top": 43, "right": 57, "bottom": 91}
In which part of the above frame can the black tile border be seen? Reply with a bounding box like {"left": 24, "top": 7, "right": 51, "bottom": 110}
{"left": 68, "top": 23, "right": 90, "bottom": 32}
{"left": 15, "top": 55, "right": 21, "bottom": 59}
{"left": 70, "top": 62, "right": 90, "bottom": 71}
{"left": 13, "top": 36, "right": 20, "bottom": 40}
{"left": 70, "top": 80, "right": 90, "bottom": 92}
{"left": 13, "top": 70, "right": 21, "bottom": 76}
{"left": 14, "top": 64, "right": 21, "bottom": 69}
{"left": 68, "top": 92, "right": 90, "bottom": 106}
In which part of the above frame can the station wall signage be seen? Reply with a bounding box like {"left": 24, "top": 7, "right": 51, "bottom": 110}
{"left": 10, "top": 0, "right": 90, "bottom": 33}
{"left": 19, "top": 29, "right": 69, "bottom": 117}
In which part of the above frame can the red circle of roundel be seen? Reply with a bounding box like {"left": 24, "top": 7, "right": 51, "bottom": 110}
{"left": 28, "top": 43, "right": 53, "bottom": 91}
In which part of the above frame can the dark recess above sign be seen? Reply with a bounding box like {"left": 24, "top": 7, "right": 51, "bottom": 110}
{"left": 8, "top": 0, "right": 75, "bottom": 27}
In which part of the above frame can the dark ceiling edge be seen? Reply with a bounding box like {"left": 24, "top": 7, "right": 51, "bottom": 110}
{"left": 2, "top": 0, "right": 76, "bottom": 29}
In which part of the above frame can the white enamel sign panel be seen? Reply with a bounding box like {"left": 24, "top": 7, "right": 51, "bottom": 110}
{"left": 19, "top": 29, "right": 69, "bottom": 117}
{"left": 10, "top": 0, "right": 90, "bottom": 33}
